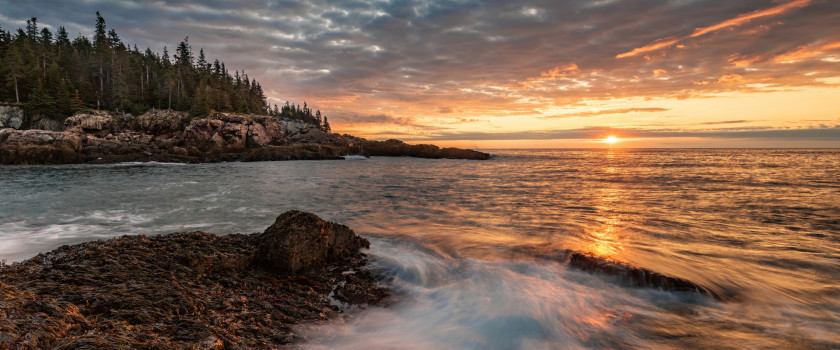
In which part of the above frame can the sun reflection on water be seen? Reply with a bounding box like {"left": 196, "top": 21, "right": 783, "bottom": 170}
{"left": 582, "top": 150, "right": 625, "bottom": 260}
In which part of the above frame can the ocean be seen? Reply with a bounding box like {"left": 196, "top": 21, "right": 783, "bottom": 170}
{"left": 1, "top": 149, "right": 838, "bottom": 349}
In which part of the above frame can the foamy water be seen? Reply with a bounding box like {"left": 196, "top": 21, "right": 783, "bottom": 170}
{"left": 1, "top": 150, "right": 838, "bottom": 348}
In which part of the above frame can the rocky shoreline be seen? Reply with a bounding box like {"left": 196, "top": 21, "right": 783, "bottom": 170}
{"left": 0, "top": 110, "right": 489, "bottom": 165}
{"left": 0, "top": 210, "right": 388, "bottom": 349}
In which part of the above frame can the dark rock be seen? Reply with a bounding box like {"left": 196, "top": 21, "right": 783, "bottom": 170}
{"left": 567, "top": 252, "right": 727, "bottom": 300}
{"left": 360, "top": 138, "right": 490, "bottom": 160}
{"left": 332, "top": 270, "right": 389, "bottom": 305}
{"left": 0, "top": 211, "right": 386, "bottom": 348}
{"left": 253, "top": 210, "right": 370, "bottom": 274}
{"left": 126, "top": 110, "right": 189, "bottom": 136}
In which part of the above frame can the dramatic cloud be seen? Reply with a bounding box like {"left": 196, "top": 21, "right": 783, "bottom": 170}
{"left": 616, "top": 0, "right": 813, "bottom": 58}
{"left": 2, "top": 0, "right": 839, "bottom": 146}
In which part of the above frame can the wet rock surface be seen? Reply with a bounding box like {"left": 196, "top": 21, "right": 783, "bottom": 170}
{"left": 563, "top": 252, "right": 729, "bottom": 301}
{"left": 0, "top": 110, "right": 489, "bottom": 164}
{"left": 0, "top": 211, "right": 387, "bottom": 349}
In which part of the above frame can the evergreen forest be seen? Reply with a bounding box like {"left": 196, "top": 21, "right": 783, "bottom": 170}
{"left": 0, "top": 13, "right": 330, "bottom": 132}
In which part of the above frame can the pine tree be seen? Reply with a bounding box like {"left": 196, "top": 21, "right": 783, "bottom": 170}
{"left": 25, "top": 17, "right": 38, "bottom": 39}
{"left": 322, "top": 116, "right": 331, "bottom": 133}
{"left": 25, "top": 79, "right": 53, "bottom": 118}
{"left": 69, "top": 89, "right": 84, "bottom": 112}
{"left": 197, "top": 48, "right": 206, "bottom": 69}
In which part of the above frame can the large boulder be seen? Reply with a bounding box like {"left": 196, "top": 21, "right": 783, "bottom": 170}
{"left": 30, "top": 116, "right": 64, "bottom": 131}
{"left": 0, "top": 105, "right": 25, "bottom": 129}
{"left": 64, "top": 113, "right": 114, "bottom": 136}
{"left": 218, "top": 121, "right": 248, "bottom": 151}
{"left": 0, "top": 129, "right": 85, "bottom": 164}
{"left": 247, "top": 115, "right": 285, "bottom": 147}
{"left": 126, "top": 110, "right": 189, "bottom": 136}
{"left": 277, "top": 118, "right": 313, "bottom": 137}
{"left": 252, "top": 210, "right": 370, "bottom": 274}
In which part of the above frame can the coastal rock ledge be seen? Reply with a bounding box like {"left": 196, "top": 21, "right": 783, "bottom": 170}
{"left": 0, "top": 210, "right": 387, "bottom": 349}
{"left": 0, "top": 110, "right": 490, "bottom": 164}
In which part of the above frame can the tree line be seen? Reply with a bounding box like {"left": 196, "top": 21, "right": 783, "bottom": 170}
{"left": 0, "top": 13, "right": 330, "bottom": 132}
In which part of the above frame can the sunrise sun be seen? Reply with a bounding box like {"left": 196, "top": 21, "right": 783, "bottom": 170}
{"left": 604, "top": 136, "right": 620, "bottom": 144}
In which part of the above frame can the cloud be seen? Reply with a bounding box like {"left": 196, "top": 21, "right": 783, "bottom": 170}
{"left": 331, "top": 113, "right": 418, "bottom": 127}
{"left": 616, "top": 38, "right": 680, "bottom": 59}
{"left": 772, "top": 40, "right": 840, "bottom": 62}
{"left": 1, "top": 0, "right": 838, "bottom": 144}
{"left": 413, "top": 126, "right": 840, "bottom": 141}
{"left": 697, "top": 120, "right": 750, "bottom": 125}
{"left": 688, "top": 0, "right": 812, "bottom": 38}
{"left": 540, "top": 108, "right": 670, "bottom": 119}
{"left": 617, "top": 0, "right": 813, "bottom": 58}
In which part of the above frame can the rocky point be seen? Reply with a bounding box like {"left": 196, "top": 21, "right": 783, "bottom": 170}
{"left": 0, "top": 110, "right": 489, "bottom": 164}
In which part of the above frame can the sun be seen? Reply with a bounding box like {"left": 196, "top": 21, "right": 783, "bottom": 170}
{"left": 604, "top": 136, "right": 620, "bottom": 144}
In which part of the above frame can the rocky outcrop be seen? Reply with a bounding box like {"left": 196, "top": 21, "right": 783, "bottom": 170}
{"left": 360, "top": 139, "right": 491, "bottom": 160}
{"left": 0, "top": 211, "right": 387, "bottom": 349}
{"left": 0, "top": 104, "right": 25, "bottom": 129}
{"left": 0, "top": 110, "right": 490, "bottom": 164}
{"left": 125, "top": 110, "right": 189, "bottom": 136}
{"left": 0, "top": 129, "right": 86, "bottom": 164}
{"left": 64, "top": 113, "right": 115, "bottom": 136}
{"left": 253, "top": 210, "right": 370, "bottom": 274}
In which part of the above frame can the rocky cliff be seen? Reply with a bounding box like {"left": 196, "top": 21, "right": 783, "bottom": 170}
{"left": 0, "top": 110, "right": 489, "bottom": 164}
{"left": 0, "top": 210, "right": 387, "bottom": 348}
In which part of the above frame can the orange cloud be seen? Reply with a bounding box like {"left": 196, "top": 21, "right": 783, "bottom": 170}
{"left": 617, "top": 0, "right": 812, "bottom": 58}
{"left": 540, "top": 107, "right": 670, "bottom": 119}
{"left": 727, "top": 40, "right": 840, "bottom": 67}
{"left": 517, "top": 64, "right": 580, "bottom": 87}
{"left": 653, "top": 69, "right": 668, "bottom": 76}
{"left": 688, "top": 0, "right": 811, "bottom": 38}
{"left": 716, "top": 74, "right": 745, "bottom": 84}
{"left": 616, "top": 38, "right": 680, "bottom": 59}
{"left": 772, "top": 40, "right": 840, "bottom": 62}
{"left": 728, "top": 54, "right": 764, "bottom": 67}
{"left": 538, "top": 64, "right": 580, "bottom": 79}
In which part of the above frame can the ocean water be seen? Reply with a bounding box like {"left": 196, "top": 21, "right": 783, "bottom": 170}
{"left": 1, "top": 149, "right": 838, "bottom": 349}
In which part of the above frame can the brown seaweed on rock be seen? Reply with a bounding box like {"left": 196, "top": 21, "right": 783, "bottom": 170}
{"left": 0, "top": 210, "right": 388, "bottom": 349}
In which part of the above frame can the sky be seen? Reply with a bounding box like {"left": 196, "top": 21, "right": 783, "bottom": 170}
{"left": 1, "top": 0, "right": 839, "bottom": 148}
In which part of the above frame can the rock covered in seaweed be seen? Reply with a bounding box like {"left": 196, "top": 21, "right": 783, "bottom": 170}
{"left": 0, "top": 210, "right": 387, "bottom": 349}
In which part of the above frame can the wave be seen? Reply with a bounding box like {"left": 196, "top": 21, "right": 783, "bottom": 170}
{"left": 341, "top": 155, "right": 369, "bottom": 160}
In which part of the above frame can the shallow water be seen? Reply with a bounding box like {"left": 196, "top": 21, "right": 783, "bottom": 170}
{"left": 1, "top": 149, "right": 839, "bottom": 348}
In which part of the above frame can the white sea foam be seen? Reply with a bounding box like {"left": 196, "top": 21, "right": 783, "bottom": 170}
{"left": 295, "top": 238, "right": 651, "bottom": 349}
{"left": 341, "top": 155, "right": 369, "bottom": 160}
